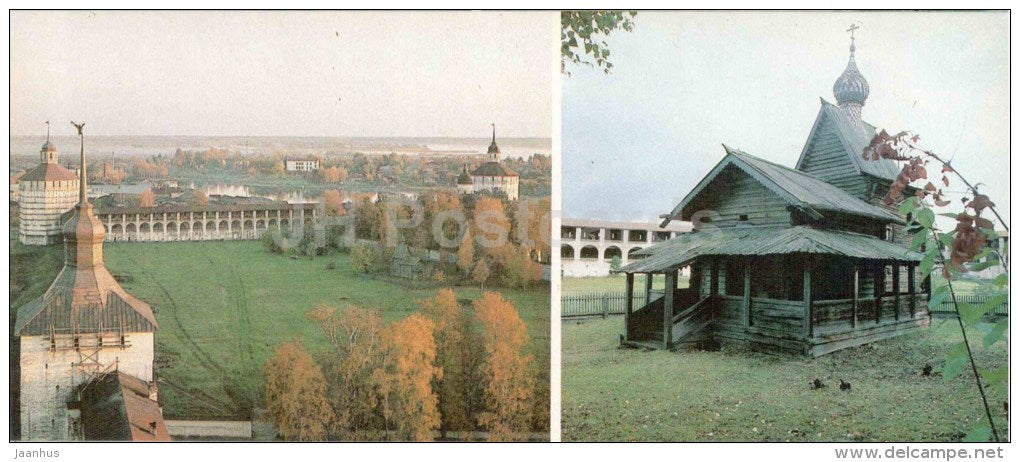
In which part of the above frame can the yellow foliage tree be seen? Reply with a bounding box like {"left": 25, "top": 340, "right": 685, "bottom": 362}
{"left": 189, "top": 190, "right": 209, "bottom": 206}
{"left": 138, "top": 189, "right": 156, "bottom": 208}
{"left": 264, "top": 340, "right": 335, "bottom": 441}
{"left": 420, "top": 289, "right": 477, "bottom": 436}
{"left": 474, "top": 292, "right": 534, "bottom": 441}
{"left": 307, "top": 305, "right": 385, "bottom": 438}
{"left": 373, "top": 313, "right": 442, "bottom": 441}
{"left": 457, "top": 226, "right": 475, "bottom": 274}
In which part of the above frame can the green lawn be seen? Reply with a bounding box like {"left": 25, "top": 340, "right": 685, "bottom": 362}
{"left": 11, "top": 237, "right": 549, "bottom": 421}
{"left": 561, "top": 274, "right": 688, "bottom": 295}
{"left": 562, "top": 317, "right": 1008, "bottom": 442}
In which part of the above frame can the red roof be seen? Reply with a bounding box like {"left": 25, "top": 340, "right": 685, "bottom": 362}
{"left": 19, "top": 163, "right": 78, "bottom": 182}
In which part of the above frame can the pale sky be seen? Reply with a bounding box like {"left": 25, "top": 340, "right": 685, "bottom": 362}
{"left": 10, "top": 11, "right": 555, "bottom": 138}
{"left": 563, "top": 11, "right": 1010, "bottom": 228}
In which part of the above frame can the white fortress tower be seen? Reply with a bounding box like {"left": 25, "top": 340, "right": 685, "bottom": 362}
{"left": 16, "top": 124, "right": 160, "bottom": 441}
{"left": 18, "top": 125, "right": 80, "bottom": 245}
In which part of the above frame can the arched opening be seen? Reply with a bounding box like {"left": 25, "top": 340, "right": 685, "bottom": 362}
{"left": 604, "top": 246, "right": 622, "bottom": 262}
{"left": 280, "top": 219, "right": 289, "bottom": 230}
{"left": 628, "top": 247, "right": 646, "bottom": 261}
{"left": 561, "top": 244, "right": 575, "bottom": 259}
{"left": 180, "top": 222, "right": 190, "bottom": 234}
{"left": 219, "top": 220, "right": 229, "bottom": 232}
{"left": 244, "top": 220, "right": 254, "bottom": 230}
{"left": 580, "top": 245, "right": 599, "bottom": 260}
{"left": 139, "top": 223, "right": 151, "bottom": 234}
{"left": 256, "top": 219, "right": 265, "bottom": 229}
{"left": 153, "top": 223, "right": 164, "bottom": 233}
{"left": 111, "top": 224, "right": 123, "bottom": 235}
{"left": 231, "top": 220, "right": 242, "bottom": 231}
{"left": 126, "top": 223, "right": 137, "bottom": 236}
{"left": 268, "top": 218, "right": 277, "bottom": 228}
{"left": 167, "top": 222, "right": 177, "bottom": 234}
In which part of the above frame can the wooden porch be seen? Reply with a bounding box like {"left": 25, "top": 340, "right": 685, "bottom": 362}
{"left": 621, "top": 255, "right": 931, "bottom": 356}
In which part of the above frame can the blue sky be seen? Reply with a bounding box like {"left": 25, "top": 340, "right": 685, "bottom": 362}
{"left": 562, "top": 11, "right": 1009, "bottom": 229}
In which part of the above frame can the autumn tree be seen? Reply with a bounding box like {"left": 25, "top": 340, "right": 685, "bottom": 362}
{"left": 457, "top": 226, "right": 475, "bottom": 274}
{"left": 189, "top": 190, "right": 209, "bottom": 206}
{"left": 138, "top": 189, "right": 156, "bottom": 208}
{"left": 322, "top": 190, "right": 346, "bottom": 217}
{"left": 307, "top": 305, "right": 385, "bottom": 439}
{"left": 373, "top": 313, "right": 441, "bottom": 441}
{"left": 472, "top": 259, "right": 491, "bottom": 290}
{"left": 474, "top": 292, "right": 534, "bottom": 441}
{"left": 264, "top": 340, "right": 335, "bottom": 441}
{"left": 420, "top": 289, "right": 479, "bottom": 436}
{"left": 561, "top": 11, "right": 637, "bottom": 74}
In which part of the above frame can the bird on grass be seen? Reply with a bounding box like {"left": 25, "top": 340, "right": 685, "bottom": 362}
{"left": 839, "top": 379, "right": 852, "bottom": 391}
{"left": 922, "top": 364, "right": 933, "bottom": 377}
{"left": 811, "top": 378, "right": 826, "bottom": 390}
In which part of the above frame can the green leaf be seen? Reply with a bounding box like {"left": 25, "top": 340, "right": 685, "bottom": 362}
{"left": 939, "top": 212, "right": 959, "bottom": 219}
{"left": 898, "top": 197, "right": 918, "bottom": 216}
{"left": 962, "top": 424, "right": 991, "bottom": 443}
{"left": 943, "top": 341, "right": 969, "bottom": 381}
{"left": 928, "top": 285, "right": 950, "bottom": 311}
{"left": 920, "top": 251, "right": 937, "bottom": 277}
{"left": 957, "top": 302, "right": 988, "bottom": 326}
{"left": 968, "top": 256, "right": 999, "bottom": 272}
{"left": 938, "top": 233, "right": 954, "bottom": 248}
{"left": 979, "top": 365, "right": 1007, "bottom": 387}
{"left": 916, "top": 208, "right": 935, "bottom": 228}
{"left": 910, "top": 232, "right": 929, "bottom": 252}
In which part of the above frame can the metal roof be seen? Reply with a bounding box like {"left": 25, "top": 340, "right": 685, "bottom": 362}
{"left": 621, "top": 225, "right": 923, "bottom": 273}
{"left": 19, "top": 163, "right": 79, "bottom": 182}
{"left": 471, "top": 161, "right": 517, "bottom": 177}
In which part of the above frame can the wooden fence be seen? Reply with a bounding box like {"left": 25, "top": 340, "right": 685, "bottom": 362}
{"left": 562, "top": 292, "right": 1008, "bottom": 319}
{"left": 560, "top": 292, "right": 648, "bottom": 318}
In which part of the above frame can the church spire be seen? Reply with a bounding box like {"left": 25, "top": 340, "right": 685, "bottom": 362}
{"left": 73, "top": 121, "right": 88, "bottom": 205}
{"left": 40, "top": 121, "right": 58, "bottom": 163}
{"left": 486, "top": 123, "right": 501, "bottom": 160}
{"left": 832, "top": 23, "right": 870, "bottom": 120}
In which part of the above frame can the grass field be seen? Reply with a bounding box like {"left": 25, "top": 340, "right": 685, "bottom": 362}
{"left": 562, "top": 317, "right": 1008, "bottom": 442}
{"left": 10, "top": 236, "right": 549, "bottom": 421}
{"left": 561, "top": 274, "right": 687, "bottom": 295}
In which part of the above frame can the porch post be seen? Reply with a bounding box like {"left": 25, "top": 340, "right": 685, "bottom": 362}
{"left": 663, "top": 270, "right": 676, "bottom": 348}
{"left": 874, "top": 262, "right": 883, "bottom": 324}
{"left": 892, "top": 262, "right": 901, "bottom": 320}
{"left": 803, "top": 255, "right": 813, "bottom": 338}
{"left": 710, "top": 257, "right": 719, "bottom": 296}
{"left": 907, "top": 263, "right": 916, "bottom": 318}
{"left": 743, "top": 258, "right": 752, "bottom": 329}
{"left": 852, "top": 265, "right": 859, "bottom": 328}
{"left": 624, "top": 272, "right": 635, "bottom": 341}
{"left": 644, "top": 273, "right": 653, "bottom": 304}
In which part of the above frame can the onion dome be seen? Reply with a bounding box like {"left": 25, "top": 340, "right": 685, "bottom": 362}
{"left": 41, "top": 140, "right": 57, "bottom": 153}
{"left": 833, "top": 39, "right": 869, "bottom": 119}
{"left": 456, "top": 164, "right": 473, "bottom": 185}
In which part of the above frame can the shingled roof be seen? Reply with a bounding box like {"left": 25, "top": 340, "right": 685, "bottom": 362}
{"left": 662, "top": 146, "right": 904, "bottom": 226}
{"left": 621, "top": 226, "right": 923, "bottom": 273}
{"left": 796, "top": 99, "right": 902, "bottom": 182}
{"left": 78, "top": 371, "right": 170, "bottom": 441}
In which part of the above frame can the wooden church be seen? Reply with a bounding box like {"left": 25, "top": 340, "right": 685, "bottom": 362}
{"left": 620, "top": 31, "right": 930, "bottom": 357}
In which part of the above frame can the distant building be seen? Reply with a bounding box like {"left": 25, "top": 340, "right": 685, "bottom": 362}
{"left": 16, "top": 132, "right": 166, "bottom": 441}
{"left": 561, "top": 218, "right": 691, "bottom": 277}
{"left": 285, "top": 156, "right": 320, "bottom": 172}
{"left": 456, "top": 126, "right": 519, "bottom": 201}
{"left": 17, "top": 134, "right": 80, "bottom": 245}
